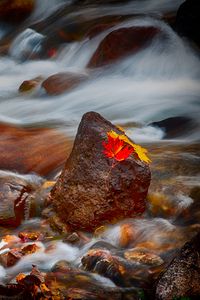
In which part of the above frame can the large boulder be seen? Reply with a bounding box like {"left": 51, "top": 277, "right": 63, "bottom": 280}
{"left": 155, "top": 231, "right": 200, "bottom": 299}
{"left": 0, "top": 0, "right": 35, "bottom": 23}
{"left": 42, "top": 72, "right": 89, "bottom": 95}
{"left": 87, "top": 26, "right": 161, "bottom": 68}
{"left": 48, "top": 112, "right": 151, "bottom": 231}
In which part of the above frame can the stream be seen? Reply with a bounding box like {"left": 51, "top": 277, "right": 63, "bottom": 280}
{"left": 0, "top": 0, "right": 199, "bottom": 299}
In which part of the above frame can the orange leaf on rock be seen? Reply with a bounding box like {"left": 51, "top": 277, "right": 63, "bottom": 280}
{"left": 107, "top": 130, "right": 151, "bottom": 163}
{"left": 103, "top": 132, "right": 134, "bottom": 162}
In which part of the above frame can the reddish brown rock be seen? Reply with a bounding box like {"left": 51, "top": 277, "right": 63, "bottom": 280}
{"left": 124, "top": 248, "right": 164, "bottom": 266}
{"left": 0, "top": 0, "right": 35, "bottom": 23}
{"left": 0, "top": 249, "right": 22, "bottom": 267}
{"left": 19, "top": 76, "right": 43, "bottom": 93}
{"left": 86, "top": 23, "right": 117, "bottom": 39}
{"left": 21, "top": 244, "right": 39, "bottom": 255}
{"left": 0, "top": 123, "right": 72, "bottom": 176}
{"left": 87, "top": 26, "right": 161, "bottom": 68}
{"left": 18, "top": 231, "right": 41, "bottom": 242}
{"left": 81, "top": 248, "right": 151, "bottom": 287}
{"left": 48, "top": 112, "right": 151, "bottom": 231}
{"left": 42, "top": 72, "right": 88, "bottom": 95}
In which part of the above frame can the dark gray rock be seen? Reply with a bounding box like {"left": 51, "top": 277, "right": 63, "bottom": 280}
{"left": 150, "top": 116, "right": 197, "bottom": 139}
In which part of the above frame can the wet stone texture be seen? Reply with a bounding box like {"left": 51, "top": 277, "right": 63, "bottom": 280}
{"left": 87, "top": 26, "right": 161, "bottom": 68}
{"left": 42, "top": 72, "right": 89, "bottom": 95}
{"left": 0, "top": 171, "right": 44, "bottom": 227}
{"left": 48, "top": 112, "right": 151, "bottom": 231}
{"left": 155, "top": 231, "right": 200, "bottom": 300}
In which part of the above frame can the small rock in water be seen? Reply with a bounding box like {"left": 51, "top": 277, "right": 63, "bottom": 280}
{"left": 19, "top": 76, "right": 44, "bottom": 93}
{"left": 21, "top": 243, "right": 39, "bottom": 255}
{"left": 124, "top": 248, "right": 164, "bottom": 266}
{"left": 87, "top": 26, "right": 161, "bottom": 68}
{"left": 51, "top": 260, "right": 73, "bottom": 273}
{"left": 155, "top": 231, "right": 200, "bottom": 299}
{"left": 42, "top": 72, "right": 89, "bottom": 95}
{"left": 18, "top": 231, "right": 41, "bottom": 242}
{"left": 0, "top": 171, "right": 43, "bottom": 227}
{"left": 0, "top": 249, "right": 22, "bottom": 268}
{"left": 81, "top": 248, "right": 151, "bottom": 288}
{"left": 63, "top": 232, "right": 80, "bottom": 244}
{"left": 48, "top": 112, "right": 151, "bottom": 231}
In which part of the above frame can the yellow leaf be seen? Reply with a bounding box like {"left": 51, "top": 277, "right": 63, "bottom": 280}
{"left": 42, "top": 181, "right": 56, "bottom": 189}
{"left": 130, "top": 143, "right": 151, "bottom": 164}
{"left": 107, "top": 130, "right": 151, "bottom": 163}
{"left": 116, "top": 125, "right": 125, "bottom": 133}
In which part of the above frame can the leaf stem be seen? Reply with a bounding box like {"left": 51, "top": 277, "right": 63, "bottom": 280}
{"left": 105, "top": 159, "right": 119, "bottom": 191}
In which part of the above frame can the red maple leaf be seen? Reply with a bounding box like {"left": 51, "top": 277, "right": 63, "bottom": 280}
{"left": 103, "top": 133, "right": 134, "bottom": 162}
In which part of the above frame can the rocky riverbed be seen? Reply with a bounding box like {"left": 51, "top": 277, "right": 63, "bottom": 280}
{"left": 0, "top": 0, "right": 200, "bottom": 299}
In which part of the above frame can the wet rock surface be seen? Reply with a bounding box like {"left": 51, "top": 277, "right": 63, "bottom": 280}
{"left": 81, "top": 248, "right": 160, "bottom": 289}
{"left": 155, "top": 231, "right": 200, "bottom": 300}
{"left": 150, "top": 116, "right": 197, "bottom": 139}
{"left": 48, "top": 112, "right": 151, "bottom": 231}
{"left": 87, "top": 26, "right": 161, "bottom": 68}
{"left": 46, "top": 264, "right": 136, "bottom": 300}
{"left": 19, "top": 76, "right": 44, "bottom": 93}
{"left": 0, "top": 171, "right": 43, "bottom": 227}
{"left": 42, "top": 72, "right": 89, "bottom": 95}
{"left": 0, "top": 123, "right": 72, "bottom": 176}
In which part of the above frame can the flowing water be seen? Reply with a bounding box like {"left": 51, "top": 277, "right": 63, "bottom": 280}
{"left": 0, "top": 0, "right": 200, "bottom": 296}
